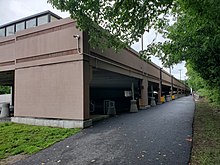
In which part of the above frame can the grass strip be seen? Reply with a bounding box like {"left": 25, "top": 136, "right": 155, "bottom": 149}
{"left": 191, "top": 99, "right": 220, "bottom": 165}
{"left": 0, "top": 122, "right": 80, "bottom": 159}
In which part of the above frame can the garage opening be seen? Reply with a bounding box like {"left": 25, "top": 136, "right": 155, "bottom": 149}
{"left": 0, "top": 71, "right": 14, "bottom": 118}
{"left": 162, "top": 84, "right": 172, "bottom": 102}
{"left": 90, "top": 69, "right": 139, "bottom": 116}
{"left": 148, "top": 81, "right": 159, "bottom": 105}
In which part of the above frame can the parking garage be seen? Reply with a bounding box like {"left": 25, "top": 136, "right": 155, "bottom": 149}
{"left": 0, "top": 70, "right": 14, "bottom": 117}
{"left": 90, "top": 68, "right": 140, "bottom": 115}
{"left": 0, "top": 11, "right": 190, "bottom": 128}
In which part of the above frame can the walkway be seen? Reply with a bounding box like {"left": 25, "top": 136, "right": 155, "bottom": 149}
{"left": 14, "top": 96, "right": 195, "bottom": 165}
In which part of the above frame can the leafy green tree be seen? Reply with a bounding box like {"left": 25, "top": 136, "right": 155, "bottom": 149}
{"left": 187, "top": 63, "right": 220, "bottom": 106}
{"left": 186, "top": 63, "right": 205, "bottom": 91}
{"left": 148, "top": 0, "right": 220, "bottom": 88}
{"left": 48, "top": 0, "right": 174, "bottom": 50}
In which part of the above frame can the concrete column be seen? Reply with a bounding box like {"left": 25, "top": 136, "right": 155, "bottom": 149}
{"left": 158, "top": 85, "right": 162, "bottom": 104}
{"left": 150, "top": 85, "right": 156, "bottom": 107}
{"left": 171, "top": 76, "right": 173, "bottom": 96}
{"left": 139, "top": 78, "right": 149, "bottom": 109}
{"left": 83, "top": 60, "right": 92, "bottom": 120}
{"left": 157, "top": 68, "right": 162, "bottom": 104}
{"left": 178, "top": 88, "right": 180, "bottom": 98}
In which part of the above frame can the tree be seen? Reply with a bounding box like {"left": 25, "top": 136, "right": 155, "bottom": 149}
{"left": 0, "top": 86, "right": 10, "bottom": 95}
{"left": 186, "top": 64, "right": 205, "bottom": 91}
{"left": 149, "top": 0, "right": 220, "bottom": 87}
{"left": 48, "top": 0, "right": 174, "bottom": 50}
{"left": 187, "top": 64, "right": 220, "bottom": 106}
{"left": 150, "top": 0, "right": 220, "bottom": 105}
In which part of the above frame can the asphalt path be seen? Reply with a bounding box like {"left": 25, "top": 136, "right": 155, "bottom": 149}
{"left": 14, "top": 96, "right": 195, "bottom": 165}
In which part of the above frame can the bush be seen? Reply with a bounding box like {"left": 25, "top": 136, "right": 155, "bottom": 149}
{"left": 0, "top": 86, "right": 10, "bottom": 94}
{"left": 198, "top": 87, "right": 220, "bottom": 107}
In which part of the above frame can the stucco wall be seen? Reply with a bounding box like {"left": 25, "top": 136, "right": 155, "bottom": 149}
{"left": 15, "top": 61, "right": 85, "bottom": 120}
{"left": 0, "top": 94, "right": 11, "bottom": 104}
{"left": 91, "top": 48, "right": 160, "bottom": 80}
{"left": 15, "top": 18, "right": 81, "bottom": 60}
{"left": 0, "top": 36, "right": 15, "bottom": 72}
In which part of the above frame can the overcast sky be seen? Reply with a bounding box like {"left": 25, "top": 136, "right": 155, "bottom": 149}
{"left": 0, "top": 0, "right": 186, "bottom": 80}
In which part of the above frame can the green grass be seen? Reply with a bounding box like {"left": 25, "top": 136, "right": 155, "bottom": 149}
{"left": 191, "top": 99, "right": 220, "bottom": 165}
{"left": 0, "top": 122, "right": 80, "bottom": 160}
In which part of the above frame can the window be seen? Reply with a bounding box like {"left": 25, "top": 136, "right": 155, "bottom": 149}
{"left": 37, "top": 15, "right": 49, "bottom": 26}
{"left": 16, "top": 22, "right": 25, "bottom": 32}
{"left": 26, "top": 18, "right": 36, "bottom": 28}
{"left": 0, "top": 28, "right": 5, "bottom": 37}
{"left": 6, "top": 25, "right": 15, "bottom": 36}
{"left": 50, "top": 15, "right": 59, "bottom": 22}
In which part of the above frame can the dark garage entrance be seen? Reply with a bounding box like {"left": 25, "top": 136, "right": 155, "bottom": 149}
{"left": 90, "top": 69, "right": 140, "bottom": 115}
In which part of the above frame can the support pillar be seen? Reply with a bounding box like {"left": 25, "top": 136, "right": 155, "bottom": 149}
{"left": 177, "top": 88, "right": 180, "bottom": 98}
{"left": 150, "top": 85, "right": 156, "bottom": 107}
{"left": 157, "top": 68, "right": 162, "bottom": 104}
{"left": 170, "top": 76, "right": 173, "bottom": 98}
{"left": 139, "top": 78, "right": 149, "bottom": 109}
{"left": 83, "top": 60, "right": 92, "bottom": 121}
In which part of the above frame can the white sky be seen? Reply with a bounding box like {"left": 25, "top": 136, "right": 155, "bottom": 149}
{"left": 0, "top": 0, "right": 186, "bottom": 80}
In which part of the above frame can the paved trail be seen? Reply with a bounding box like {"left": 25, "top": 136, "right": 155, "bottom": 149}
{"left": 15, "top": 96, "right": 195, "bottom": 165}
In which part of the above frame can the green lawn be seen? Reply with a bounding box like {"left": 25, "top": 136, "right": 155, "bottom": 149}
{"left": 191, "top": 99, "right": 220, "bottom": 165}
{"left": 0, "top": 122, "right": 80, "bottom": 160}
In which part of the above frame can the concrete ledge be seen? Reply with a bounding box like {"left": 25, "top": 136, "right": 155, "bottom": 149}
{"left": 11, "top": 117, "right": 92, "bottom": 128}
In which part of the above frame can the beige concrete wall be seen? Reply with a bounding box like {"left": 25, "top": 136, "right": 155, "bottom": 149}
{"left": 0, "top": 37, "right": 15, "bottom": 61}
{"left": 0, "top": 36, "right": 15, "bottom": 71}
{"left": 15, "top": 61, "right": 85, "bottom": 120}
{"left": 91, "top": 47, "right": 160, "bottom": 81}
{"left": 0, "top": 18, "right": 83, "bottom": 72}
{"left": 90, "top": 46, "right": 189, "bottom": 92}
{"left": 173, "top": 77, "right": 184, "bottom": 89}
{"left": 0, "top": 17, "right": 91, "bottom": 122}
{"left": 15, "top": 18, "right": 82, "bottom": 60}
{"left": 162, "top": 70, "right": 171, "bottom": 85}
